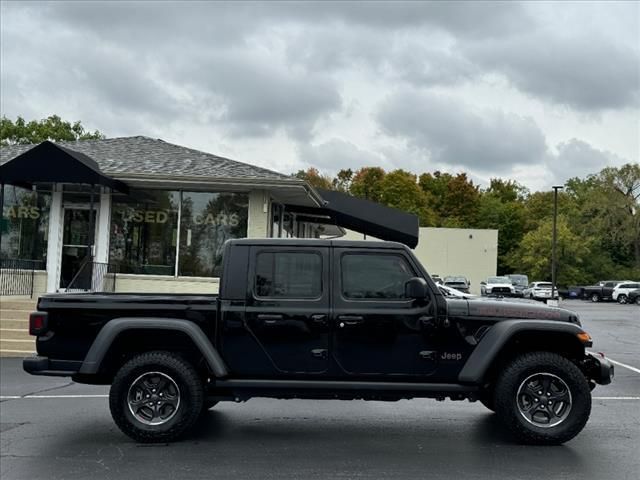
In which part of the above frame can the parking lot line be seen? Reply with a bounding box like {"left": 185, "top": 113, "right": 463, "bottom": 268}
{"left": 607, "top": 358, "right": 640, "bottom": 375}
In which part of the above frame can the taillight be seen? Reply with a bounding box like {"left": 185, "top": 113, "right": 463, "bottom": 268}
{"left": 29, "top": 312, "right": 49, "bottom": 336}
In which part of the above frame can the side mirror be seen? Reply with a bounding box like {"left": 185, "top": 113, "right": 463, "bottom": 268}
{"left": 480, "top": 281, "right": 487, "bottom": 286}
{"left": 405, "top": 277, "right": 428, "bottom": 299}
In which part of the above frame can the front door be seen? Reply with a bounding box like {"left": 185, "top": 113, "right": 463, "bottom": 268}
{"left": 244, "top": 246, "right": 330, "bottom": 374}
{"left": 331, "top": 248, "right": 438, "bottom": 377}
{"left": 59, "top": 208, "right": 97, "bottom": 289}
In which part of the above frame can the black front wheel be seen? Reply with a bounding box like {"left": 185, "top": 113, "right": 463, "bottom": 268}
{"left": 109, "top": 351, "right": 204, "bottom": 443}
{"left": 617, "top": 295, "right": 627, "bottom": 304}
{"left": 494, "top": 352, "right": 591, "bottom": 445}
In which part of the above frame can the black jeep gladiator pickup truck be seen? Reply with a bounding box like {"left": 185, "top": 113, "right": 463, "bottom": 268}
{"left": 24, "top": 239, "right": 613, "bottom": 444}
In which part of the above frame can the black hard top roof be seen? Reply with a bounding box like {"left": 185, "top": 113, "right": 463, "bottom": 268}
{"left": 227, "top": 238, "right": 407, "bottom": 250}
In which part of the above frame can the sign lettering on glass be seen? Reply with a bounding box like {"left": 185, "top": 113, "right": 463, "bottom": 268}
{"left": 2, "top": 206, "right": 41, "bottom": 219}
{"left": 194, "top": 213, "right": 240, "bottom": 227}
{"left": 119, "top": 210, "right": 169, "bottom": 224}
{"left": 118, "top": 209, "right": 240, "bottom": 226}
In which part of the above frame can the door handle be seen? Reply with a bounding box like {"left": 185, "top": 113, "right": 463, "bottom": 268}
{"left": 257, "top": 314, "right": 283, "bottom": 324}
{"left": 338, "top": 315, "right": 364, "bottom": 327}
{"left": 311, "top": 314, "right": 328, "bottom": 326}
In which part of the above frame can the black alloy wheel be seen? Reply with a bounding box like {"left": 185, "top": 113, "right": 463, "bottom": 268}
{"left": 494, "top": 351, "right": 591, "bottom": 445}
{"left": 110, "top": 351, "right": 204, "bottom": 443}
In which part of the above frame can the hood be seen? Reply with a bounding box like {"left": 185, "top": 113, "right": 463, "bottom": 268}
{"left": 446, "top": 298, "right": 581, "bottom": 325}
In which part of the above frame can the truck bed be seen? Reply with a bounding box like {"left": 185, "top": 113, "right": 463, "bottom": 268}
{"left": 35, "top": 293, "right": 219, "bottom": 361}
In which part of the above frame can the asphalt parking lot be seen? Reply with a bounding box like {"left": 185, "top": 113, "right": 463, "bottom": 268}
{"left": 1, "top": 301, "right": 638, "bottom": 480}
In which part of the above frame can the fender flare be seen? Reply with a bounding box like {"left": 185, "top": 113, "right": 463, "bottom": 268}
{"left": 457, "top": 320, "right": 586, "bottom": 384}
{"left": 78, "top": 317, "right": 228, "bottom": 377}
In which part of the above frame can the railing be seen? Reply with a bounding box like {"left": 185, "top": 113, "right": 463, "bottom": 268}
{"left": 0, "top": 258, "right": 45, "bottom": 297}
{"left": 66, "top": 259, "right": 118, "bottom": 293}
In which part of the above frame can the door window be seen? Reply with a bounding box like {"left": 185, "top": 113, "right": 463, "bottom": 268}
{"left": 341, "top": 253, "right": 414, "bottom": 300}
{"left": 255, "top": 251, "right": 322, "bottom": 298}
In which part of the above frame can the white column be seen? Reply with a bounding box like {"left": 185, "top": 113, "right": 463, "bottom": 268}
{"left": 94, "top": 188, "right": 111, "bottom": 264}
{"left": 45, "top": 185, "right": 63, "bottom": 292}
{"left": 247, "top": 190, "right": 269, "bottom": 238}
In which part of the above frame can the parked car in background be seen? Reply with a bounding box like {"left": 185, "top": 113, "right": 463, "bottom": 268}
{"left": 627, "top": 289, "right": 640, "bottom": 305}
{"left": 583, "top": 280, "right": 632, "bottom": 302}
{"left": 612, "top": 282, "right": 640, "bottom": 304}
{"left": 431, "top": 274, "right": 443, "bottom": 285}
{"left": 507, "top": 274, "right": 528, "bottom": 297}
{"left": 438, "top": 284, "right": 475, "bottom": 299}
{"left": 481, "top": 276, "right": 516, "bottom": 296}
{"left": 443, "top": 276, "right": 470, "bottom": 293}
{"left": 523, "top": 282, "right": 558, "bottom": 301}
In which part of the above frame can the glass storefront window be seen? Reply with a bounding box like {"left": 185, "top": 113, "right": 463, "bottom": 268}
{"left": 1, "top": 186, "right": 50, "bottom": 265}
{"left": 179, "top": 192, "right": 248, "bottom": 277}
{"left": 109, "top": 190, "right": 179, "bottom": 275}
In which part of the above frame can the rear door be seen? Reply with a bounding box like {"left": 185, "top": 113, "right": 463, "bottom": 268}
{"left": 331, "top": 248, "right": 438, "bottom": 377}
{"left": 244, "top": 246, "right": 330, "bottom": 374}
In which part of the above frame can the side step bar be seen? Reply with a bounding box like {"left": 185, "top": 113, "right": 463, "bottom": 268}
{"left": 215, "top": 379, "right": 478, "bottom": 392}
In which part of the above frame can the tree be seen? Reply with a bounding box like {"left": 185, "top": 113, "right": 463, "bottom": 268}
{"left": 0, "top": 115, "right": 105, "bottom": 146}
{"left": 293, "top": 167, "right": 333, "bottom": 190}
{"left": 486, "top": 178, "right": 529, "bottom": 203}
{"left": 419, "top": 171, "right": 480, "bottom": 227}
{"left": 332, "top": 169, "right": 353, "bottom": 192}
{"left": 379, "top": 170, "right": 435, "bottom": 226}
{"left": 596, "top": 163, "right": 640, "bottom": 268}
{"left": 349, "top": 167, "right": 386, "bottom": 202}
{"left": 507, "top": 216, "right": 591, "bottom": 286}
{"left": 476, "top": 193, "right": 526, "bottom": 274}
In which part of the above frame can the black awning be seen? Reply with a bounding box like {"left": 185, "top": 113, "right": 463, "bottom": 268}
{"left": 0, "top": 140, "right": 128, "bottom": 193}
{"left": 287, "top": 189, "right": 419, "bottom": 248}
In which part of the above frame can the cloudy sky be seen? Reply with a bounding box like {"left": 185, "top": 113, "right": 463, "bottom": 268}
{"left": 1, "top": 1, "right": 638, "bottom": 191}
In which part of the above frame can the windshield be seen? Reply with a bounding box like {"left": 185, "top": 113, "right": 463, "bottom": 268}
{"left": 444, "top": 276, "right": 467, "bottom": 283}
{"left": 488, "top": 276, "right": 510, "bottom": 284}
{"left": 508, "top": 275, "right": 528, "bottom": 286}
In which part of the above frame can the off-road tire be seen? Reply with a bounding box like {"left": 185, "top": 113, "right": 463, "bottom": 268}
{"left": 109, "top": 351, "right": 204, "bottom": 443}
{"left": 494, "top": 351, "right": 591, "bottom": 445}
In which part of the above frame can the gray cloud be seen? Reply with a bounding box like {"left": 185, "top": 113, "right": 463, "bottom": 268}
{"left": 0, "top": 1, "right": 636, "bottom": 189}
{"left": 1, "top": 2, "right": 342, "bottom": 141}
{"left": 547, "top": 139, "right": 617, "bottom": 185}
{"left": 297, "top": 139, "right": 389, "bottom": 172}
{"left": 174, "top": 52, "right": 341, "bottom": 140}
{"left": 376, "top": 91, "right": 548, "bottom": 172}
{"left": 464, "top": 33, "right": 640, "bottom": 111}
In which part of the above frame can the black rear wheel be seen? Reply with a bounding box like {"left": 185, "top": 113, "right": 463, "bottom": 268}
{"left": 591, "top": 293, "right": 600, "bottom": 302}
{"left": 110, "top": 351, "right": 204, "bottom": 443}
{"left": 494, "top": 352, "right": 591, "bottom": 445}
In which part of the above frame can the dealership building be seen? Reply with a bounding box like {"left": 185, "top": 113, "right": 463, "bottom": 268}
{"left": 1, "top": 137, "right": 497, "bottom": 297}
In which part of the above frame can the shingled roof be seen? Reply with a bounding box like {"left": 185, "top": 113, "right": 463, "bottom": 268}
{"left": 0, "top": 136, "right": 291, "bottom": 181}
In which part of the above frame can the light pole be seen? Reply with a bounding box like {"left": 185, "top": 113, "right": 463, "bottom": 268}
{"left": 551, "top": 185, "right": 564, "bottom": 301}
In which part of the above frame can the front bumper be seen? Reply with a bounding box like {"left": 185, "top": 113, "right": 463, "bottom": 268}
{"left": 583, "top": 352, "right": 614, "bottom": 386}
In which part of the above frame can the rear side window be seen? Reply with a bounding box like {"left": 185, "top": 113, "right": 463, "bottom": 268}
{"left": 255, "top": 252, "right": 322, "bottom": 298}
{"left": 341, "top": 253, "right": 414, "bottom": 299}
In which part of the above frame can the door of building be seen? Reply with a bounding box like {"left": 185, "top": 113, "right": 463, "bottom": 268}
{"left": 59, "top": 207, "right": 97, "bottom": 290}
